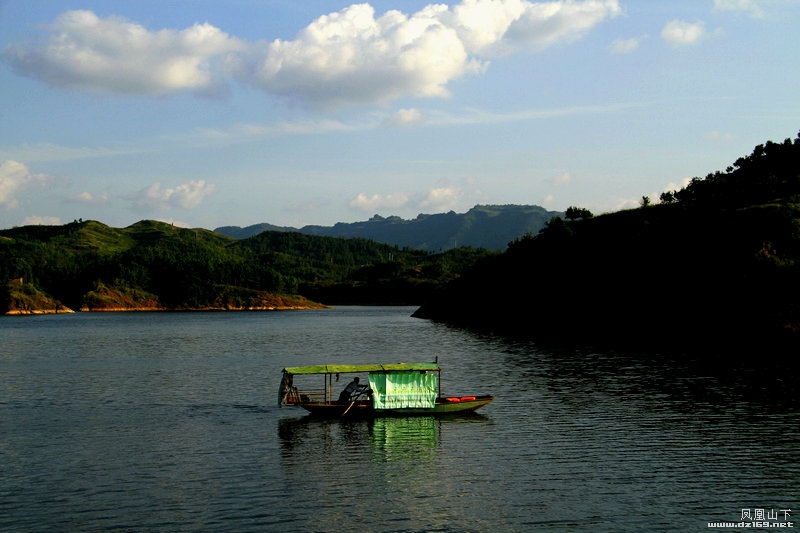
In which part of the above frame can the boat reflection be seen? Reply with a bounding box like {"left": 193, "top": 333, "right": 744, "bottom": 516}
{"left": 369, "top": 416, "right": 438, "bottom": 461}
{"left": 277, "top": 413, "right": 490, "bottom": 462}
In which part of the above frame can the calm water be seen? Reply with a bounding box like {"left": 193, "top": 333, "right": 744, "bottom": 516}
{"left": 1, "top": 307, "right": 797, "bottom": 532}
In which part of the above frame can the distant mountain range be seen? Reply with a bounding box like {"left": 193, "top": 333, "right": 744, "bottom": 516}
{"left": 215, "top": 204, "right": 562, "bottom": 251}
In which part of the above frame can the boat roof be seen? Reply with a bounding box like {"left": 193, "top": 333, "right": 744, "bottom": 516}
{"left": 282, "top": 362, "right": 440, "bottom": 375}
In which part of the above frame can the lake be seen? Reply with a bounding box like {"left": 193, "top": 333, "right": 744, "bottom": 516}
{"left": 1, "top": 307, "right": 797, "bottom": 532}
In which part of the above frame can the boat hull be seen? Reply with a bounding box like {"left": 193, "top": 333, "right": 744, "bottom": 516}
{"left": 293, "top": 395, "right": 493, "bottom": 418}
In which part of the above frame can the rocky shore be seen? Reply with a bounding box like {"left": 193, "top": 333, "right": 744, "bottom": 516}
{"left": 6, "top": 306, "right": 75, "bottom": 315}
{"left": 3, "top": 281, "right": 327, "bottom": 315}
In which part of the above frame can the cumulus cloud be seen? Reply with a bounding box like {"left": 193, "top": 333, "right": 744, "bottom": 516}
{"left": 497, "top": 0, "right": 621, "bottom": 51}
{"left": 130, "top": 180, "right": 215, "bottom": 211}
{"left": 663, "top": 177, "right": 692, "bottom": 194}
{"left": 383, "top": 108, "right": 424, "bottom": 128}
{"left": 0, "top": 160, "right": 50, "bottom": 209}
{"left": 713, "top": 0, "right": 764, "bottom": 18}
{"left": 349, "top": 192, "right": 410, "bottom": 212}
{"left": 349, "top": 181, "right": 489, "bottom": 215}
{"left": 418, "top": 187, "right": 463, "bottom": 212}
{"left": 2, "top": 1, "right": 620, "bottom": 107}
{"left": 1, "top": 10, "right": 245, "bottom": 96}
{"left": 241, "top": 3, "right": 481, "bottom": 107}
{"left": 661, "top": 20, "right": 706, "bottom": 46}
{"left": 609, "top": 35, "right": 646, "bottom": 54}
{"left": 22, "top": 216, "right": 61, "bottom": 226}
{"left": 239, "top": 0, "right": 620, "bottom": 107}
{"left": 69, "top": 191, "right": 110, "bottom": 204}
{"left": 349, "top": 186, "right": 467, "bottom": 214}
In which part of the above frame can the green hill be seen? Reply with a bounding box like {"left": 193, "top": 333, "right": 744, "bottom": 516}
{"left": 0, "top": 219, "right": 494, "bottom": 313}
{"left": 414, "top": 132, "right": 800, "bottom": 356}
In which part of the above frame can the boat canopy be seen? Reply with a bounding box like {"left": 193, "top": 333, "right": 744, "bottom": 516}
{"left": 369, "top": 371, "right": 437, "bottom": 409}
{"left": 282, "top": 362, "right": 440, "bottom": 375}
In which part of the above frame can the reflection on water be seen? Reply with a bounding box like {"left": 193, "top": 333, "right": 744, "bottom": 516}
{"left": 274, "top": 413, "right": 499, "bottom": 532}
{"left": 279, "top": 415, "right": 442, "bottom": 462}
{"left": 370, "top": 417, "right": 439, "bottom": 461}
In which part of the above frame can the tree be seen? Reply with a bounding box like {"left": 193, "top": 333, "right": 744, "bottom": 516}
{"left": 565, "top": 206, "right": 594, "bottom": 220}
{"left": 659, "top": 191, "right": 675, "bottom": 204}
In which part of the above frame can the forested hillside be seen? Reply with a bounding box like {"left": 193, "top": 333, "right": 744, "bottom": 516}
{"left": 414, "top": 132, "right": 800, "bottom": 356}
{"left": 0, "top": 220, "right": 495, "bottom": 313}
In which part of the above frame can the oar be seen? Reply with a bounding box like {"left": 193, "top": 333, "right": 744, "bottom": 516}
{"left": 341, "top": 398, "right": 357, "bottom": 417}
{"left": 340, "top": 389, "right": 366, "bottom": 417}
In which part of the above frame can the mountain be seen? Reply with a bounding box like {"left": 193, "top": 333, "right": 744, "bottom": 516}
{"left": 215, "top": 204, "right": 563, "bottom": 251}
{"left": 213, "top": 222, "right": 294, "bottom": 240}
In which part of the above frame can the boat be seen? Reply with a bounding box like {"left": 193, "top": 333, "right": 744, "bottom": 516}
{"left": 277, "top": 362, "right": 493, "bottom": 418}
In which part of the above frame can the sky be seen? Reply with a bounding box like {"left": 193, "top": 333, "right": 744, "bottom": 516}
{"left": 1, "top": 0, "right": 798, "bottom": 230}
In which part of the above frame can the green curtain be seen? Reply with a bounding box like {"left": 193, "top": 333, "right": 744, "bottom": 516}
{"left": 369, "top": 371, "right": 437, "bottom": 409}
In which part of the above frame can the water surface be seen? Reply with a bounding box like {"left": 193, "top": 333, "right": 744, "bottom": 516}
{"left": 1, "top": 307, "right": 797, "bottom": 532}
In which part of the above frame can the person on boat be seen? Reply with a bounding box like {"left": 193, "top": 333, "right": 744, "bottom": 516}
{"left": 338, "top": 377, "right": 370, "bottom": 404}
{"left": 281, "top": 373, "right": 299, "bottom": 405}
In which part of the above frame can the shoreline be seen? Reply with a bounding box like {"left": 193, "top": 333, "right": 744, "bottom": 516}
{"left": 5, "top": 304, "right": 330, "bottom": 315}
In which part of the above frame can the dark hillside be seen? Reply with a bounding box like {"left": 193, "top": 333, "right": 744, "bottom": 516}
{"left": 414, "top": 133, "right": 800, "bottom": 356}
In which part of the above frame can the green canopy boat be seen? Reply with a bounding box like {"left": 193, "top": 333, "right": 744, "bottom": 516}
{"left": 278, "top": 362, "right": 493, "bottom": 418}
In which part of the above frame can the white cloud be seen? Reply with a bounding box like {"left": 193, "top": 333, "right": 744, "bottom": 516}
{"left": 243, "top": 0, "right": 620, "bottom": 107}
{"left": 131, "top": 180, "right": 216, "bottom": 211}
{"left": 1, "top": 10, "right": 245, "bottom": 95}
{"left": 348, "top": 186, "right": 466, "bottom": 214}
{"left": 501, "top": 0, "right": 622, "bottom": 51}
{"left": 69, "top": 191, "right": 110, "bottom": 205}
{"left": 242, "top": 3, "right": 481, "bottom": 108}
{"left": 21, "top": 216, "right": 61, "bottom": 226}
{"left": 661, "top": 20, "right": 706, "bottom": 46}
{"left": 713, "top": 0, "right": 764, "bottom": 18}
{"left": 383, "top": 108, "right": 424, "bottom": 128}
{"left": 444, "top": 0, "right": 622, "bottom": 56}
{"left": 609, "top": 35, "right": 646, "bottom": 54}
{"left": 550, "top": 171, "right": 572, "bottom": 186}
{"left": 446, "top": 0, "right": 528, "bottom": 55}
{"left": 349, "top": 192, "right": 410, "bottom": 212}
{"left": 419, "top": 187, "right": 463, "bottom": 212}
{"left": 0, "top": 160, "right": 50, "bottom": 209}
{"left": 663, "top": 177, "right": 692, "bottom": 193}
{"left": 3, "top": 1, "right": 620, "bottom": 107}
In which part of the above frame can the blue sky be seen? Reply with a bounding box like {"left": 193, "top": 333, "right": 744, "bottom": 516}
{"left": 1, "top": 0, "right": 798, "bottom": 230}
